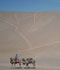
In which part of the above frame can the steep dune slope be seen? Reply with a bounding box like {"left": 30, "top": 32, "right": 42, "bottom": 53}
{"left": 0, "top": 12, "right": 60, "bottom": 69}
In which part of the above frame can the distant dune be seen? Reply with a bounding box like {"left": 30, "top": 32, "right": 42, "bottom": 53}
{"left": 0, "top": 12, "right": 60, "bottom": 70}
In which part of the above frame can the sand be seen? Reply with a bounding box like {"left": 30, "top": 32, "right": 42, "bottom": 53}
{"left": 0, "top": 12, "right": 60, "bottom": 70}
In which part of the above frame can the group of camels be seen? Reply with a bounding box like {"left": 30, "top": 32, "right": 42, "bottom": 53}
{"left": 10, "top": 57, "right": 35, "bottom": 67}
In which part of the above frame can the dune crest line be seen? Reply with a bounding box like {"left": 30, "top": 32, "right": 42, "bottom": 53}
{"left": 18, "top": 40, "right": 60, "bottom": 53}
{"left": 14, "top": 13, "right": 32, "bottom": 48}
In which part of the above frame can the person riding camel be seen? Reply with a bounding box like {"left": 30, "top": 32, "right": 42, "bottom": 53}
{"left": 15, "top": 54, "right": 19, "bottom": 63}
{"left": 15, "top": 54, "right": 18, "bottom": 59}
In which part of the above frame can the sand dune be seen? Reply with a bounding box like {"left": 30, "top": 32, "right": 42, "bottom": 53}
{"left": 0, "top": 12, "right": 60, "bottom": 70}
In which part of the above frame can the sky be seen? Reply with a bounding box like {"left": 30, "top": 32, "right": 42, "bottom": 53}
{"left": 0, "top": 0, "right": 60, "bottom": 12}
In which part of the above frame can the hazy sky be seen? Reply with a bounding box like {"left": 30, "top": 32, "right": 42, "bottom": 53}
{"left": 0, "top": 0, "right": 60, "bottom": 12}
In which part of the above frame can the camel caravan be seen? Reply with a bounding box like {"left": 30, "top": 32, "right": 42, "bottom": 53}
{"left": 10, "top": 54, "right": 35, "bottom": 68}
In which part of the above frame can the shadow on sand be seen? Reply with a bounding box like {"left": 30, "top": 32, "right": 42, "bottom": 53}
{"left": 11, "top": 67, "right": 36, "bottom": 69}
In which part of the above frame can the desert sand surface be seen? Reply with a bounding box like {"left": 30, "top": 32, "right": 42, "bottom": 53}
{"left": 0, "top": 12, "right": 60, "bottom": 70}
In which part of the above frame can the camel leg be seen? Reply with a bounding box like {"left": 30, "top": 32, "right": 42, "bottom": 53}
{"left": 19, "top": 62, "right": 21, "bottom": 67}
{"left": 11, "top": 64, "right": 13, "bottom": 69}
{"left": 26, "top": 63, "right": 28, "bottom": 67}
{"left": 33, "top": 63, "right": 35, "bottom": 66}
{"left": 33, "top": 61, "right": 35, "bottom": 66}
{"left": 14, "top": 62, "right": 16, "bottom": 68}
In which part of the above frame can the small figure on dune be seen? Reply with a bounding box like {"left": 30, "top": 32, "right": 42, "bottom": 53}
{"left": 15, "top": 54, "right": 19, "bottom": 63}
{"left": 10, "top": 54, "right": 36, "bottom": 68}
{"left": 15, "top": 54, "right": 18, "bottom": 59}
{"left": 10, "top": 54, "right": 21, "bottom": 67}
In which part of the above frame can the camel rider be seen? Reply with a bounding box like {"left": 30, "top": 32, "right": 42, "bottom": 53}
{"left": 15, "top": 54, "right": 18, "bottom": 59}
{"left": 15, "top": 54, "right": 19, "bottom": 62}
